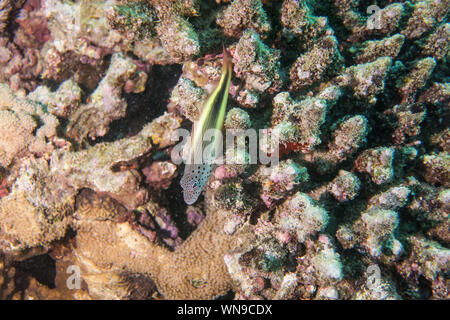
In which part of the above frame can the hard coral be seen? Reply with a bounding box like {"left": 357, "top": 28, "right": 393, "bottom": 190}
{"left": 0, "top": 0, "right": 449, "bottom": 301}
{"left": 71, "top": 188, "right": 254, "bottom": 299}
{"left": 290, "top": 35, "right": 343, "bottom": 90}
{"left": 232, "top": 30, "right": 283, "bottom": 95}
{"left": 216, "top": 0, "right": 271, "bottom": 38}
{"left": 281, "top": 0, "right": 329, "bottom": 48}
{"left": 0, "top": 158, "right": 72, "bottom": 251}
{"left": 0, "top": 84, "right": 58, "bottom": 169}
{"left": 66, "top": 53, "right": 147, "bottom": 141}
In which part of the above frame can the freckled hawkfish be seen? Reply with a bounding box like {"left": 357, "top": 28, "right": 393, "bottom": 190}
{"left": 180, "top": 48, "right": 232, "bottom": 205}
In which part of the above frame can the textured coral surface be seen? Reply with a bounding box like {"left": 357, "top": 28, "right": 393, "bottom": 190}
{"left": 0, "top": 0, "right": 448, "bottom": 300}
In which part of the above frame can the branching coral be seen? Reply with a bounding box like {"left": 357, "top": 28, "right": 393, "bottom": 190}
{"left": 289, "top": 35, "right": 343, "bottom": 90}
{"left": 396, "top": 236, "right": 450, "bottom": 299}
{"left": 352, "top": 34, "right": 405, "bottom": 64}
{"left": 232, "top": 29, "right": 283, "bottom": 97}
{"left": 341, "top": 57, "right": 393, "bottom": 103}
{"left": 401, "top": 0, "right": 448, "bottom": 40}
{"left": 216, "top": 0, "right": 271, "bottom": 38}
{"left": 281, "top": 0, "right": 329, "bottom": 47}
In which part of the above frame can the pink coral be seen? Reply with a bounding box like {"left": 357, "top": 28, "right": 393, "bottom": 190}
{"left": 142, "top": 161, "right": 178, "bottom": 190}
{"left": 0, "top": 178, "right": 8, "bottom": 199}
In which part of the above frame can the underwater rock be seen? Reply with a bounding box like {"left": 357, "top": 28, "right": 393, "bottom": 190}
{"left": 0, "top": 158, "right": 72, "bottom": 251}
{"left": 71, "top": 186, "right": 254, "bottom": 299}
{"left": 0, "top": 252, "right": 16, "bottom": 299}
{"left": 43, "top": 0, "right": 128, "bottom": 58}
{"left": 50, "top": 124, "right": 154, "bottom": 210}
{"left": 0, "top": 0, "right": 13, "bottom": 33}
{"left": 0, "top": 0, "right": 47, "bottom": 92}
{"left": 0, "top": 37, "right": 43, "bottom": 92}
{"left": 142, "top": 161, "right": 178, "bottom": 190}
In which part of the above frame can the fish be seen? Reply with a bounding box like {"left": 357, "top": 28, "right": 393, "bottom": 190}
{"left": 180, "top": 48, "right": 233, "bottom": 205}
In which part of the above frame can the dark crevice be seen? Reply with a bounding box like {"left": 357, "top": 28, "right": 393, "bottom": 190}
{"left": 13, "top": 254, "right": 57, "bottom": 290}
{"left": 100, "top": 63, "right": 182, "bottom": 142}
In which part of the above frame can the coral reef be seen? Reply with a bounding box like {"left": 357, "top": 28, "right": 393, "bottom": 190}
{"left": 232, "top": 29, "right": 283, "bottom": 99}
{"left": 0, "top": 0, "right": 46, "bottom": 91}
{"left": 0, "top": 0, "right": 448, "bottom": 301}
{"left": 289, "top": 35, "right": 343, "bottom": 90}
{"left": 0, "top": 83, "right": 59, "bottom": 169}
{"left": 65, "top": 52, "right": 147, "bottom": 140}
{"left": 216, "top": 0, "right": 271, "bottom": 38}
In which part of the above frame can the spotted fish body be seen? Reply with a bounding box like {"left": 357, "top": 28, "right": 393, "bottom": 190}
{"left": 180, "top": 49, "right": 233, "bottom": 205}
